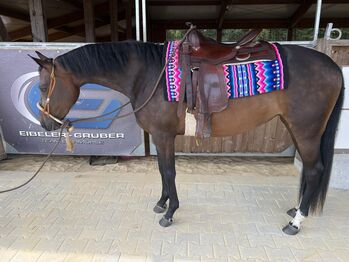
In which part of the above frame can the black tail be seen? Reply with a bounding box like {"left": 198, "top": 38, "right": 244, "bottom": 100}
{"left": 306, "top": 83, "right": 345, "bottom": 213}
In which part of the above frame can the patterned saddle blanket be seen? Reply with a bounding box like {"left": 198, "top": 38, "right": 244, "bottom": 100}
{"left": 165, "top": 41, "right": 286, "bottom": 102}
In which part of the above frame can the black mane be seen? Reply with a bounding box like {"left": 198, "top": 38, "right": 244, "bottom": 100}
{"left": 57, "top": 41, "right": 164, "bottom": 77}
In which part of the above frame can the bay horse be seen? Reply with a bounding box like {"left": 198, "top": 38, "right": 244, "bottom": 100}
{"left": 30, "top": 36, "right": 344, "bottom": 235}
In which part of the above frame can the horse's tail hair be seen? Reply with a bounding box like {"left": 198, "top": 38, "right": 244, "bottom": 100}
{"left": 306, "top": 80, "right": 344, "bottom": 213}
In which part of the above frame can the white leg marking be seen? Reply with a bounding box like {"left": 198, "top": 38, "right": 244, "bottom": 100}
{"left": 291, "top": 209, "right": 305, "bottom": 229}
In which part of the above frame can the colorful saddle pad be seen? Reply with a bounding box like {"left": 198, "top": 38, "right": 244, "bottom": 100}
{"left": 165, "top": 41, "right": 286, "bottom": 102}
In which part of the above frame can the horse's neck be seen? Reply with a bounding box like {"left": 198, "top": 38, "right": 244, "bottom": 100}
{"left": 80, "top": 69, "right": 137, "bottom": 103}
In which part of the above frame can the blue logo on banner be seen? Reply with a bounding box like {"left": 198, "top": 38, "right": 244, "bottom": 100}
{"left": 27, "top": 82, "right": 122, "bottom": 129}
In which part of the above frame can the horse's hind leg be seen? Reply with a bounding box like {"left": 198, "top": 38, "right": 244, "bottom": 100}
{"left": 152, "top": 132, "right": 179, "bottom": 227}
{"left": 282, "top": 134, "right": 323, "bottom": 235}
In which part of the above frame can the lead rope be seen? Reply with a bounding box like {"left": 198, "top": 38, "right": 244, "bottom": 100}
{"left": 0, "top": 24, "right": 197, "bottom": 194}
{"left": 0, "top": 121, "right": 68, "bottom": 193}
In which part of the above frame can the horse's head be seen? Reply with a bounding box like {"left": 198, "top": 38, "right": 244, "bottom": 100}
{"left": 30, "top": 51, "right": 80, "bottom": 131}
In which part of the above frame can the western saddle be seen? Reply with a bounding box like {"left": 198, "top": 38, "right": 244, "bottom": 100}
{"left": 178, "top": 24, "right": 276, "bottom": 138}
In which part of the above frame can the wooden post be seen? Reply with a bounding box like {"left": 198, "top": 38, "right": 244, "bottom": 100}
{"left": 287, "top": 28, "right": 293, "bottom": 41}
{"left": 83, "top": 0, "right": 95, "bottom": 42}
{"left": 0, "top": 17, "right": 10, "bottom": 41}
{"left": 126, "top": 0, "right": 133, "bottom": 39}
{"left": 217, "top": 28, "right": 222, "bottom": 42}
{"left": 110, "top": 0, "right": 119, "bottom": 42}
{"left": 28, "top": 0, "right": 48, "bottom": 42}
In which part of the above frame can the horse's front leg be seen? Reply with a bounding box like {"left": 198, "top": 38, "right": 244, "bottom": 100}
{"left": 152, "top": 132, "right": 179, "bottom": 227}
{"left": 153, "top": 159, "right": 169, "bottom": 214}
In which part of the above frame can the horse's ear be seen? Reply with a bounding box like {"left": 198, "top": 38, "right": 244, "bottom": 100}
{"left": 35, "top": 51, "right": 49, "bottom": 60}
{"left": 28, "top": 54, "right": 52, "bottom": 69}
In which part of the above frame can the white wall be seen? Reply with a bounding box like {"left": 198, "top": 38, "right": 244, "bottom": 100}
{"left": 330, "top": 66, "right": 349, "bottom": 189}
{"left": 334, "top": 67, "right": 349, "bottom": 150}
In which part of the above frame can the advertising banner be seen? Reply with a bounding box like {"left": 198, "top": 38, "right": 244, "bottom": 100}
{"left": 0, "top": 45, "right": 144, "bottom": 156}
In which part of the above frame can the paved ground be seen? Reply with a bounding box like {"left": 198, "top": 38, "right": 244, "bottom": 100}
{"left": 0, "top": 155, "right": 348, "bottom": 261}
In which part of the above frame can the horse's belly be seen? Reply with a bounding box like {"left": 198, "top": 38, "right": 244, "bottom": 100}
{"left": 211, "top": 93, "right": 282, "bottom": 137}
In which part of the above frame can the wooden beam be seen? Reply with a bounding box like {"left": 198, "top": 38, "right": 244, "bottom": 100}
{"left": 83, "top": 0, "right": 96, "bottom": 42}
{"left": 8, "top": 0, "right": 117, "bottom": 40}
{"left": 9, "top": 11, "right": 84, "bottom": 40}
{"left": 29, "top": 0, "right": 48, "bottom": 42}
{"left": 60, "top": 0, "right": 84, "bottom": 9}
{"left": 0, "top": 17, "right": 11, "bottom": 41}
{"left": 289, "top": 0, "right": 313, "bottom": 28}
{"left": 152, "top": 17, "right": 349, "bottom": 29}
{"left": 151, "top": 19, "right": 289, "bottom": 29}
{"left": 110, "top": 0, "right": 119, "bottom": 41}
{"left": 0, "top": 4, "right": 30, "bottom": 21}
{"left": 48, "top": 10, "right": 127, "bottom": 41}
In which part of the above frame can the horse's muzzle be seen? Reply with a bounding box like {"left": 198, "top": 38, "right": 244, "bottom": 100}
{"left": 40, "top": 116, "right": 62, "bottom": 131}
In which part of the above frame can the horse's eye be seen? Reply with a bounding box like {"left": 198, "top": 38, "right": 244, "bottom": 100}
{"left": 40, "top": 85, "right": 48, "bottom": 92}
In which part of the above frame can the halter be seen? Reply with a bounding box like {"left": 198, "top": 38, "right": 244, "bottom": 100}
{"left": 36, "top": 59, "right": 64, "bottom": 125}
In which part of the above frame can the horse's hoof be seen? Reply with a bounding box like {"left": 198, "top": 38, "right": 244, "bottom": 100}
{"left": 287, "top": 207, "right": 297, "bottom": 218}
{"left": 153, "top": 203, "right": 167, "bottom": 213}
{"left": 282, "top": 223, "right": 300, "bottom": 235}
{"left": 159, "top": 216, "right": 173, "bottom": 227}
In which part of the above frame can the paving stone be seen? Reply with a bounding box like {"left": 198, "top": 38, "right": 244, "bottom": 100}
{"left": 92, "top": 253, "right": 121, "bottom": 262}
{"left": 200, "top": 232, "right": 225, "bottom": 246}
{"left": 213, "top": 244, "right": 240, "bottom": 259}
{"left": 110, "top": 240, "right": 137, "bottom": 255}
{"left": 10, "top": 237, "right": 40, "bottom": 250}
{"left": 290, "top": 248, "right": 322, "bottom": 262}
{"left": 162, "top": 241, "right": 188, "bottom": 257}
{"left": 202, "top": 258, "right": 228, "bottom": 262}
{"left": 136, "top": 240, "right": 162, "bottom": 256}
{"left": 54, "top": 226, "right": 83, "bottom": 240}
{"left": 323, "top": 238, "right": 349, "bottom": 250}
{"left": 64, "top": 252, "right": 94, "bottom": 262}
{"left": 59, "top": 239, "right": 89, "bottom": 253}
{"left": 233, "top": 223, "right": 259, "bottom": 236}
{"left": 224, "top": 233, "right": 250, "bottom": 248}
{"left": 176, "top": 232, "right": 200, "bottom": 244}
{"left": 146, "top": 254, "right": 174, "bottom": 262}
{"left": 248, "top": 235, "right": 276, "bottom": 249}
{"left": 102, "top": 227, "right": 128, "bottom": 241}
{"left": 188, "top": 243, "right": 214, "bottom": 258}
{"left": 257, "top": 223, "right": 283, "bottom": 236}
{"left": 10, "top": 250, "right": 43, "bottom": 262}
{"left": 272, "top": 235, "right": 303, "bottom": 249}
{"left": 36, "top": 251, "right": 68, "bottom": 262}
{"left": 151, "top": 230, "right": 176, "bottom": 243}
{"left": 84, "top": 239, "right": 113, "bottom": 254}
{"left": 239, "top": 246, "right": 268, "bottom": 261}
{"left": 0, "top": 236, "right": 17, "bottom": 248}
{"left": 79, "top": 228, "right": 106, "bottom": 241}
{"left": 298, "top": 237, "right": 329, "bottom": 251}
{"left": 265, "top": 246, "right": 295, "bottom": 261}
{"left": 34, "top": 238, "right": 64, "bottom": 252}
{"left": 119, "top": 254, "right": 146, "bottom": 261}
{"left": 0, "top": 248, "right": 18, "bottom": 261}
{"left": 317, "top": 250, "right": 343, "bottom": 262}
